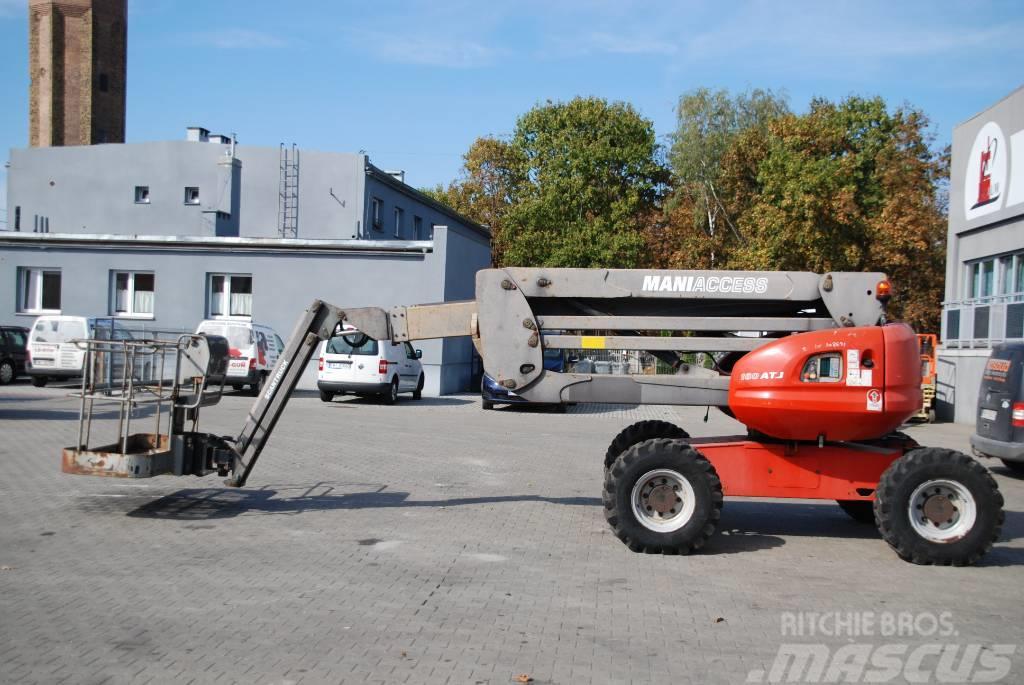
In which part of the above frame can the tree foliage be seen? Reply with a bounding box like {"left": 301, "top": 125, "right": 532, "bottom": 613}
{"left": 432, "top": 97, "right": 669, "bottom": 268}
{"left": 658, "top": 95, "right": 947, "bottom": 331}
{"left": 421, "top": 136, "right": 525, "bottom": 264}
{"left": 667, "top": 87, "right": 790, "bottom": 251}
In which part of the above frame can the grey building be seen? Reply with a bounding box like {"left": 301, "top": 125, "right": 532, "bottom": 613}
{"left": 2, "top": 129, "right": 491, "bottom": 394}
{"left": 938, "top": 85, "right": 1024, "bottom": 422}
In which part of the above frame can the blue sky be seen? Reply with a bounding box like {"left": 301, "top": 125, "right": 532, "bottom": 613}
{"left": 1, "top": 0, "right": 1023, "bottom": 224}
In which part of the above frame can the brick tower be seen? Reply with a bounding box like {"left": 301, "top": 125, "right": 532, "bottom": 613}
{"left": 28, "top": 0, "right": 127, "bottom": 147}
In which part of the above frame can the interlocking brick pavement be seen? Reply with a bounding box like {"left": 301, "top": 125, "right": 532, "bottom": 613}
{"left": 0, "top": 382, "right": 1022, "bottom": 684}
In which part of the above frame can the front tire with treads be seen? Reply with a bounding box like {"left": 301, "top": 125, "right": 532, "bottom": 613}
{"left": 604, "top": 420, "right": 689, "bottom": 470}
{"left": 874, "top": 447, "right": 1003, "bottom": 566}
{"left": 604, "top": 438, "right": 722, "bottom": 554}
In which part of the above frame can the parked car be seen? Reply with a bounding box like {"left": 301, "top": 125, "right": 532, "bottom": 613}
{"left": 0, "top": 325, "right": 29, "bottom": 385}
{"left": 26, "top": 316, "right": 135, "bottom": 387}
{"left": 195, "top": 320, "right": 284, "bottom": 395}
{"left": 317, "top": 328, "right": 424, "bottom": 404}
{"left": 971, "top": 341, "right": 1024, "bottom": 474}
{"left": 481, "top": 347, "right": 570, "bottom": 410}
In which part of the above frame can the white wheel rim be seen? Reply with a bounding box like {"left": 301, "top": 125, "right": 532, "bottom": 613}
{"left": 908, "top": 479, "right": 977, "bottom": 543}
{"left": 631, "top": 468, "right": 697, "bottom": 533}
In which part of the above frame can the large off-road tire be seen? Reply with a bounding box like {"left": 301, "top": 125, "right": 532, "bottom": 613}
{"left": 412, "top": 374, "right": 424, "bottom": 400}
{"left": 1000, "top": 459, "right": 1024, "bottom": 475}
{"left": 837, "top": 500, "right": 875, "bottom": 524}
{"left": 874, "top": 448, "right": 1004, "bottom": 566}
{"left": 319, "top": 390, "right": 335, "bottom": 403}
{"left": 0, "top": 360, "right": 15, "bottom": 385}
{"left": 604, "top": 438, "right": 722, "bottom": 554}
{"left": 31, "top": 376, "right": 47, "bottom": 388}
{"left": 382, "top": 378, "right": 399, "bottom": 405}
{"left": 604, "top": 420, "right": 689, "bottom": 470}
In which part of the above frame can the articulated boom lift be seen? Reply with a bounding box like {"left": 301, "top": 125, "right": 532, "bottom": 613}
{"left": 62, "top": 268, "right": 1005, "bottom": 566}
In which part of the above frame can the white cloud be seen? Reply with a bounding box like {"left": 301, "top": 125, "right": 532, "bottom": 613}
{"left": 682, "top": 2, "right": 1024, "bottom": 64}
{"left": 564, "top": 31, "right": 679, "bottom": 57}
{"left": 347, "top": 29, "right": 499, "bottom": 69}
{"left": 189, "top": 28, "right": 286, "bottom": 50}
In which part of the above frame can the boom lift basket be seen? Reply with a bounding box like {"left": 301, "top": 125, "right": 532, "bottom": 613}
{"left": 61, "top": 334, "right": 229, "bottom": 478}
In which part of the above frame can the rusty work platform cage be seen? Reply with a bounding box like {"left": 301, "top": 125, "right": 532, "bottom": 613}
{"left": 62, "top": 334, "right": 226, "bottom": 478}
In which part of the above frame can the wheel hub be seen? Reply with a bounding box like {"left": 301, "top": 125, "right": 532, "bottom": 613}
{"left": 907, "top": 479, "right": 977, "bottom": 543}
{"left": 922, "top": 493, "right": 956, "bottom": 526}
{"left": 630, "top": 469, "right": 696, "bottom": 533}
{"left": 648, "top": 484, "right": 677, "bottom": 514}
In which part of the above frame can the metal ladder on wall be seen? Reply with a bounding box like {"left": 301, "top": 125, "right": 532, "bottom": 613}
{"left": 278, "top": 143, "right": 300, "bottom": 238}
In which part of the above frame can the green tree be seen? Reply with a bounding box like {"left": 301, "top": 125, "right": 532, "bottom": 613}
{"left": 666, "top": 87, "right": 789, "bottom": 257}
{"left": 421, "top": 137, "right": 525, "bottom": 264}
{"left": 676, "top": 96, "right": 946, "bottom": 330}
{"left": 504, "top": 98, "right": 669, "bottom": 267}
{"left": 435, "top": 97, "right": 668, "bottom": 267}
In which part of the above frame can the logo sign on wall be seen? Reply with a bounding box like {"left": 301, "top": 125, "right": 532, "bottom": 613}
{"left": 964, "top": 121, "right": 1007, "bottom": 221}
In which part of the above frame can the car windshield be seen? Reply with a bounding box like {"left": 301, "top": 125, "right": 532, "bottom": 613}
{"left": 32, "top": 319, "right": 87, "bottom": 344}
{"left": 326, "top": 335, "right": 379, "bottom": 356}
{"left": 199, "top": 323, "right": 252, "bottom": 349}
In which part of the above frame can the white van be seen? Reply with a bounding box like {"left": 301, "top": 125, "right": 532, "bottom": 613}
{"left": 195, "top": 320, "right": 284, "bottom": 394}
{"left": 317, "top": 328, "right": 424, "bottom": 404}
{"left": 27, "top": 316, "right": 135, "bottom": 387}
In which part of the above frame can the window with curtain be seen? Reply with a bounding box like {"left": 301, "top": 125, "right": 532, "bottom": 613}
{"left": 110, "top": 271, "right": 155, "bottom": 317}
{"left": 207, "top": 273, "right": 252, "bottom": 318}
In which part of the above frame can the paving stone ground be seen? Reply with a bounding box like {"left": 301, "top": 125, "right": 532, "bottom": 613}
{"left": 0, "top": 381, "right": 1022, "bottom": 684}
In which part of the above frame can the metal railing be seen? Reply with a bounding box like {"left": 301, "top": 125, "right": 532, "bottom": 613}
{"left": 70, "top": 334, "right": 221, "bottom": 455}
{"left": 943, "top": 294, "right": 1024, "bottom": 349}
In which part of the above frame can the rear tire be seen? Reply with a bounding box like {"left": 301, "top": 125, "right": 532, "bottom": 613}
{"left": 837, "top": 500, "right": 875, "bottom": 524}
{"left": 1000, "top": 459, "right": 1024, "bottom": 475}
{"left": 0, "top": 360, "right": 15, "bottom": 385}
{"left": 604, "top": 438, "right": 722, "bottom": 554}
{"left": 874, "top": 448, "right": 1003, "bottom": 566}
{"left": 412, "top": 374, "right": 424, "bottom": 400}
{"left": 31, "top": 376, "right": 47, "bottom": 388}
{"left": 604, "top": 420, "right": 690, "bottom": 470}
{"left": 382, "top": 378, "right": 399, "bottom": 405}
{"left": 319, "top": 390, "right": 335, "bottom": 403}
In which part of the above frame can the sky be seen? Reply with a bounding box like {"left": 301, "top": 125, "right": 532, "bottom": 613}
{"left": 1, "top": 0, "right": 1023, "bottom": 226}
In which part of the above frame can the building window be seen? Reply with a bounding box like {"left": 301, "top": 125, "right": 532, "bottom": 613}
{"left": 394, "top": 207, "right": 404, "bottom": 238}
{"left": 110, "top": 271, "right": 155, "bottom": 317}
{"left": 371, "top": 197, "right": 383, "bottom": 230}
{"left": 208, "top": 273, "right": 252, "bottom": 318}
{"left": 17, "top": 267, "right": 61, "bottom": 314}
{"left": 98, "top": 73, "right": 109, "bottom": 92}
{"left": 134, "top": 186, "right": 150, "bottom": 204}
{"left": 997, "top": 252, "right": 1024, "bottom": 296}
{"left": 967, "top": 259, "right": 996, "bottom": 299}
{"left": 184, "top": 187, "right": 200, "bottom": 205}
{"left": 413, "top": 215, "right": 423, "bottom": 240}
{"left": 14, "top": 206, "right": 20, "bottom": 232}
